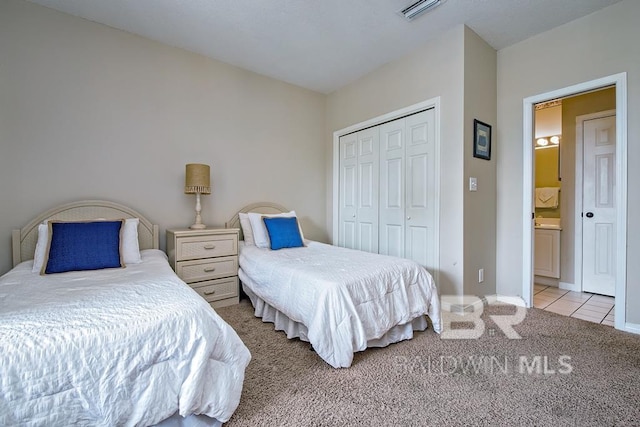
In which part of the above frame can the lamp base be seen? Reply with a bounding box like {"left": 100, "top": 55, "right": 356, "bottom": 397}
{"left": 189, "top": 192, "right": 207, "bottom": 230}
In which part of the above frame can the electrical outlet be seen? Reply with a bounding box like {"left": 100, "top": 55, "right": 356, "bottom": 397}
{"left": 478, "top": 268, "right": 484, "bottom": 283}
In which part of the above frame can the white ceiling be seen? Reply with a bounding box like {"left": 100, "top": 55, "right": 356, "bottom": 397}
{"left": 27, "top": 0, "right": 622, "bottom": 94}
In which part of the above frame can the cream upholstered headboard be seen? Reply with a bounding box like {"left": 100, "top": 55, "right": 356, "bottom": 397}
{"left": 12, "top": 200, "right": 159, "bottom": 267}
{"left": 225, "top": 201, "right": 288, "bottom": 241}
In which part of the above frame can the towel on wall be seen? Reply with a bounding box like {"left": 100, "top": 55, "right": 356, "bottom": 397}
{"left": 535, "top": 187, "right": 560, "bottom": 208}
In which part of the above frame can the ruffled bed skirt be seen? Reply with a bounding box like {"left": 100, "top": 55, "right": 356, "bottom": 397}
{"left": 155, "top": 413, "right": 221, "bottom": 427}
{"left": 241, "top": 276, "right": 429, "bottom": 352}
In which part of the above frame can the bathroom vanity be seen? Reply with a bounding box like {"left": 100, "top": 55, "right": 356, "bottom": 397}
{"left": 534, "top": 218, "right": 561, "bottom": 279}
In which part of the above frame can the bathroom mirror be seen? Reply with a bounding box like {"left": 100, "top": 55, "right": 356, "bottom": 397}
{"left": 535, "top": 146, "right": 560, "bottom": 185}
{"left": 534, "top": 136, "right": 561, "bottom": 182}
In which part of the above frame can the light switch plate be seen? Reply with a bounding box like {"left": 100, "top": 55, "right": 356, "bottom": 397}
{"left": 469, "top": 177, "right": 478, "bottom": 191}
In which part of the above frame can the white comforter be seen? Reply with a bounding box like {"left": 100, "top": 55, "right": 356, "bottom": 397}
{"left": 239, "top": 241, "right": 441, "bottom": 368}
{"left": 0, "top": 250, "right": 250, "bottom": 427}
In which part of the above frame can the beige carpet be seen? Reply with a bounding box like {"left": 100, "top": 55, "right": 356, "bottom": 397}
{"left": 216, "top": 300, "right": 640, "bottom": 426}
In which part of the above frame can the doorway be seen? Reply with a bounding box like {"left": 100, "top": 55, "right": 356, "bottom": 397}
{"left": 522, "top": 73, "right": 627, "bottom": 331}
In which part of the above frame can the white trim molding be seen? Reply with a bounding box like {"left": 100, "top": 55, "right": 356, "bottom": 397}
{"left": 522, "top": 72, "right": 628, "bottom": 332}
{"left": 623, "top": 323, "right": 640, "bottom": 335}
{"left": 559, "top": 281, "right": 581, "bottom": 293}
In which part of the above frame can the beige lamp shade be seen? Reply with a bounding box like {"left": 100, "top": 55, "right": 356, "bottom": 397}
{"left": 184, "top": 164, "right": 211, "bottom": 194}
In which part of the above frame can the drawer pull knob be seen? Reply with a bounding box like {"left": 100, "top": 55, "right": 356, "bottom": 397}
{"left": 204, "top": 290, "right": 216, "bottom": 295}
{"left": 204, "top": 244, "right": 216, "bottom": 250}
{"left": 204, "top": 267, "right": 216, "bottom": 272}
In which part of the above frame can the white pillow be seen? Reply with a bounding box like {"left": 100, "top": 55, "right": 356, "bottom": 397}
{"left": 32, "top": 218, "right": 141, "bottom": 272}
{"left": 121, "top": 218, "right": 142, "bottom": 264}
{"left": 238, "top": 213, "right": 255, "bottom": 246}
{"left": 248, "top": 211, "right": 304, "bottom": 249}
{"left": 31, "top": 223, "right": 49, "bottom": 273}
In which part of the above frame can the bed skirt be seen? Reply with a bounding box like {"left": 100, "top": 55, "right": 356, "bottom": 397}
{"left": 155, "top": 413, "right": 222, "bottom": 427}
{"left": 240, "top": 275, "right": 429, "bottom": 353}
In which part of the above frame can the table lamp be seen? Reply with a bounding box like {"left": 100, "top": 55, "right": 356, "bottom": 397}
{"left": 184, "top": 163, "right": 211, "bottom": 229}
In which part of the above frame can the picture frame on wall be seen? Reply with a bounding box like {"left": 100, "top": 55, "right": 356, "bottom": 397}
{"left": 473, "top": 119, "right": 492, "bottom": 160}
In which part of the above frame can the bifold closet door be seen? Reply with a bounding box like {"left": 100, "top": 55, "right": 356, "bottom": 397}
{"left": 379, "top": 109, "right": 436, "bottom": 269}
{"left": 338, "top": 127, "right": 379, "bottom": 252}
{"left": 379, "top": 118, "right": 405, "bottom": 258}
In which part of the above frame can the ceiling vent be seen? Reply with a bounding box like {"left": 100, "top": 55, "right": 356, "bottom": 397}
{"left": 400, "top": 0, "right": 442, "bottom": 21}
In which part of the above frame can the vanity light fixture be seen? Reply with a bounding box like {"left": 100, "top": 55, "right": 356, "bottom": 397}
{"left": 535, "top": 135, "right": 561, "bottom": 149}
{"left": 400, "top": 0, "right": 442, "bottom": 21}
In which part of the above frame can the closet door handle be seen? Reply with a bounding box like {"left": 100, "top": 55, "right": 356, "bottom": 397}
{"left": 585, "top": 212, "right": 594, "bottom": 218}
{"left": 352, "top": 214, "right": 356, "bottom": 218}
{"left": 407, "top": 216, "right": 411, "bottom": 220}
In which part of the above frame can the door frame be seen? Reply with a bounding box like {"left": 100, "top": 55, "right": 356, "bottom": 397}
{"left": 332, "top": 97, "right": 441, "bottom": 283}
{"left": 521, "top": 73, "right": 627, "bottom": 331}
{"left": 574, "top": 109, "right": 616, "bottom": 295}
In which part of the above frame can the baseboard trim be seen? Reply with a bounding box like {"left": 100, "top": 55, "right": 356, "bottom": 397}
{"left": 492, "top": 294, "right": 527, "bottom": 307}
{"left": 441, "top": 294, "right": 529, "bottom": 313}
{"left": 559, "top": 281, "right": 581, "bottom": 292}
{"left": 534, "top": 276, "right": 560, "bottom": 287}
{"left": 623, "top": 322, "right": 640, "bottom": 335}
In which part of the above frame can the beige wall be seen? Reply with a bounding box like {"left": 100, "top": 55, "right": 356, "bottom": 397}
{"left": 497, "top": 0, "right": 640, "bottom": 323}
{"left": 462, "top": 27, "right": 497, "bottom": 296}
{"left": 535, "top": 105, "right": 562, "bottom": 138}
{"left": 0, "top": 0, "right": 327, "bottom": 275}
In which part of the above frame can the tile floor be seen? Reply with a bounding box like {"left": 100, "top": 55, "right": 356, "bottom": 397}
{"left": 534, "top": 284, "right": 615, "bottom": 326}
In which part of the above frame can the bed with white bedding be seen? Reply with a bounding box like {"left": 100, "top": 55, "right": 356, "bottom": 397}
{"left": 1, "top": 200, "right": 251, "bottom": 427}
{"left": 227, "top": 202, "right": 441, "bottom": 369}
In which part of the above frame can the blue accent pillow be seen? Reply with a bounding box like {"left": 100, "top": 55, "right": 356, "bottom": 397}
{"left": 263, "top": 217, "right": 304, "bottom": 250}
{"left": 43, "top": 220, "right": 124, "bottom": 274}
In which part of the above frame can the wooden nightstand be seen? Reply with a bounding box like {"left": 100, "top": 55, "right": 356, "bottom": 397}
{"left": 166, "top": 228, "right": 239, "bottom": 309}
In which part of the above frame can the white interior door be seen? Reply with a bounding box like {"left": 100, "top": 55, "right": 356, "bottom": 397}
{"left": 378, "top": 109, "right": 436, "bottom": 269}
{"left": 338, "top": 129, "right": 379, "bottom": 252}
{"left": 379, "top": 117, "right": 405, "bottom": 258}
{"left": 356, "top": 128, "right": 379, "bottom": 253}
{"left": 338, "top": 132, "right": 358, "bottom": 249}
{"left": 405, "top": 110, "right": 436, "bottom": 269}
{"left": 339, "top": 107, "right": 436, "bottom": 269}
{"left": 582, "top": 114, "right": 616, "bottom": 296}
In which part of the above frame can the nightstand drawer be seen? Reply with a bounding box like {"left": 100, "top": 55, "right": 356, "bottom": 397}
{"left": 190, "top": 277, "right": 239, "bottom": 304}
{"left": 167, "top": 228, "right": 240, "bottom": 308}
{"left": 176, "top": 256, "right": 238, "bottom": 283}
{"left": 175, "top": 234, "right": 238, "bottom": 261}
